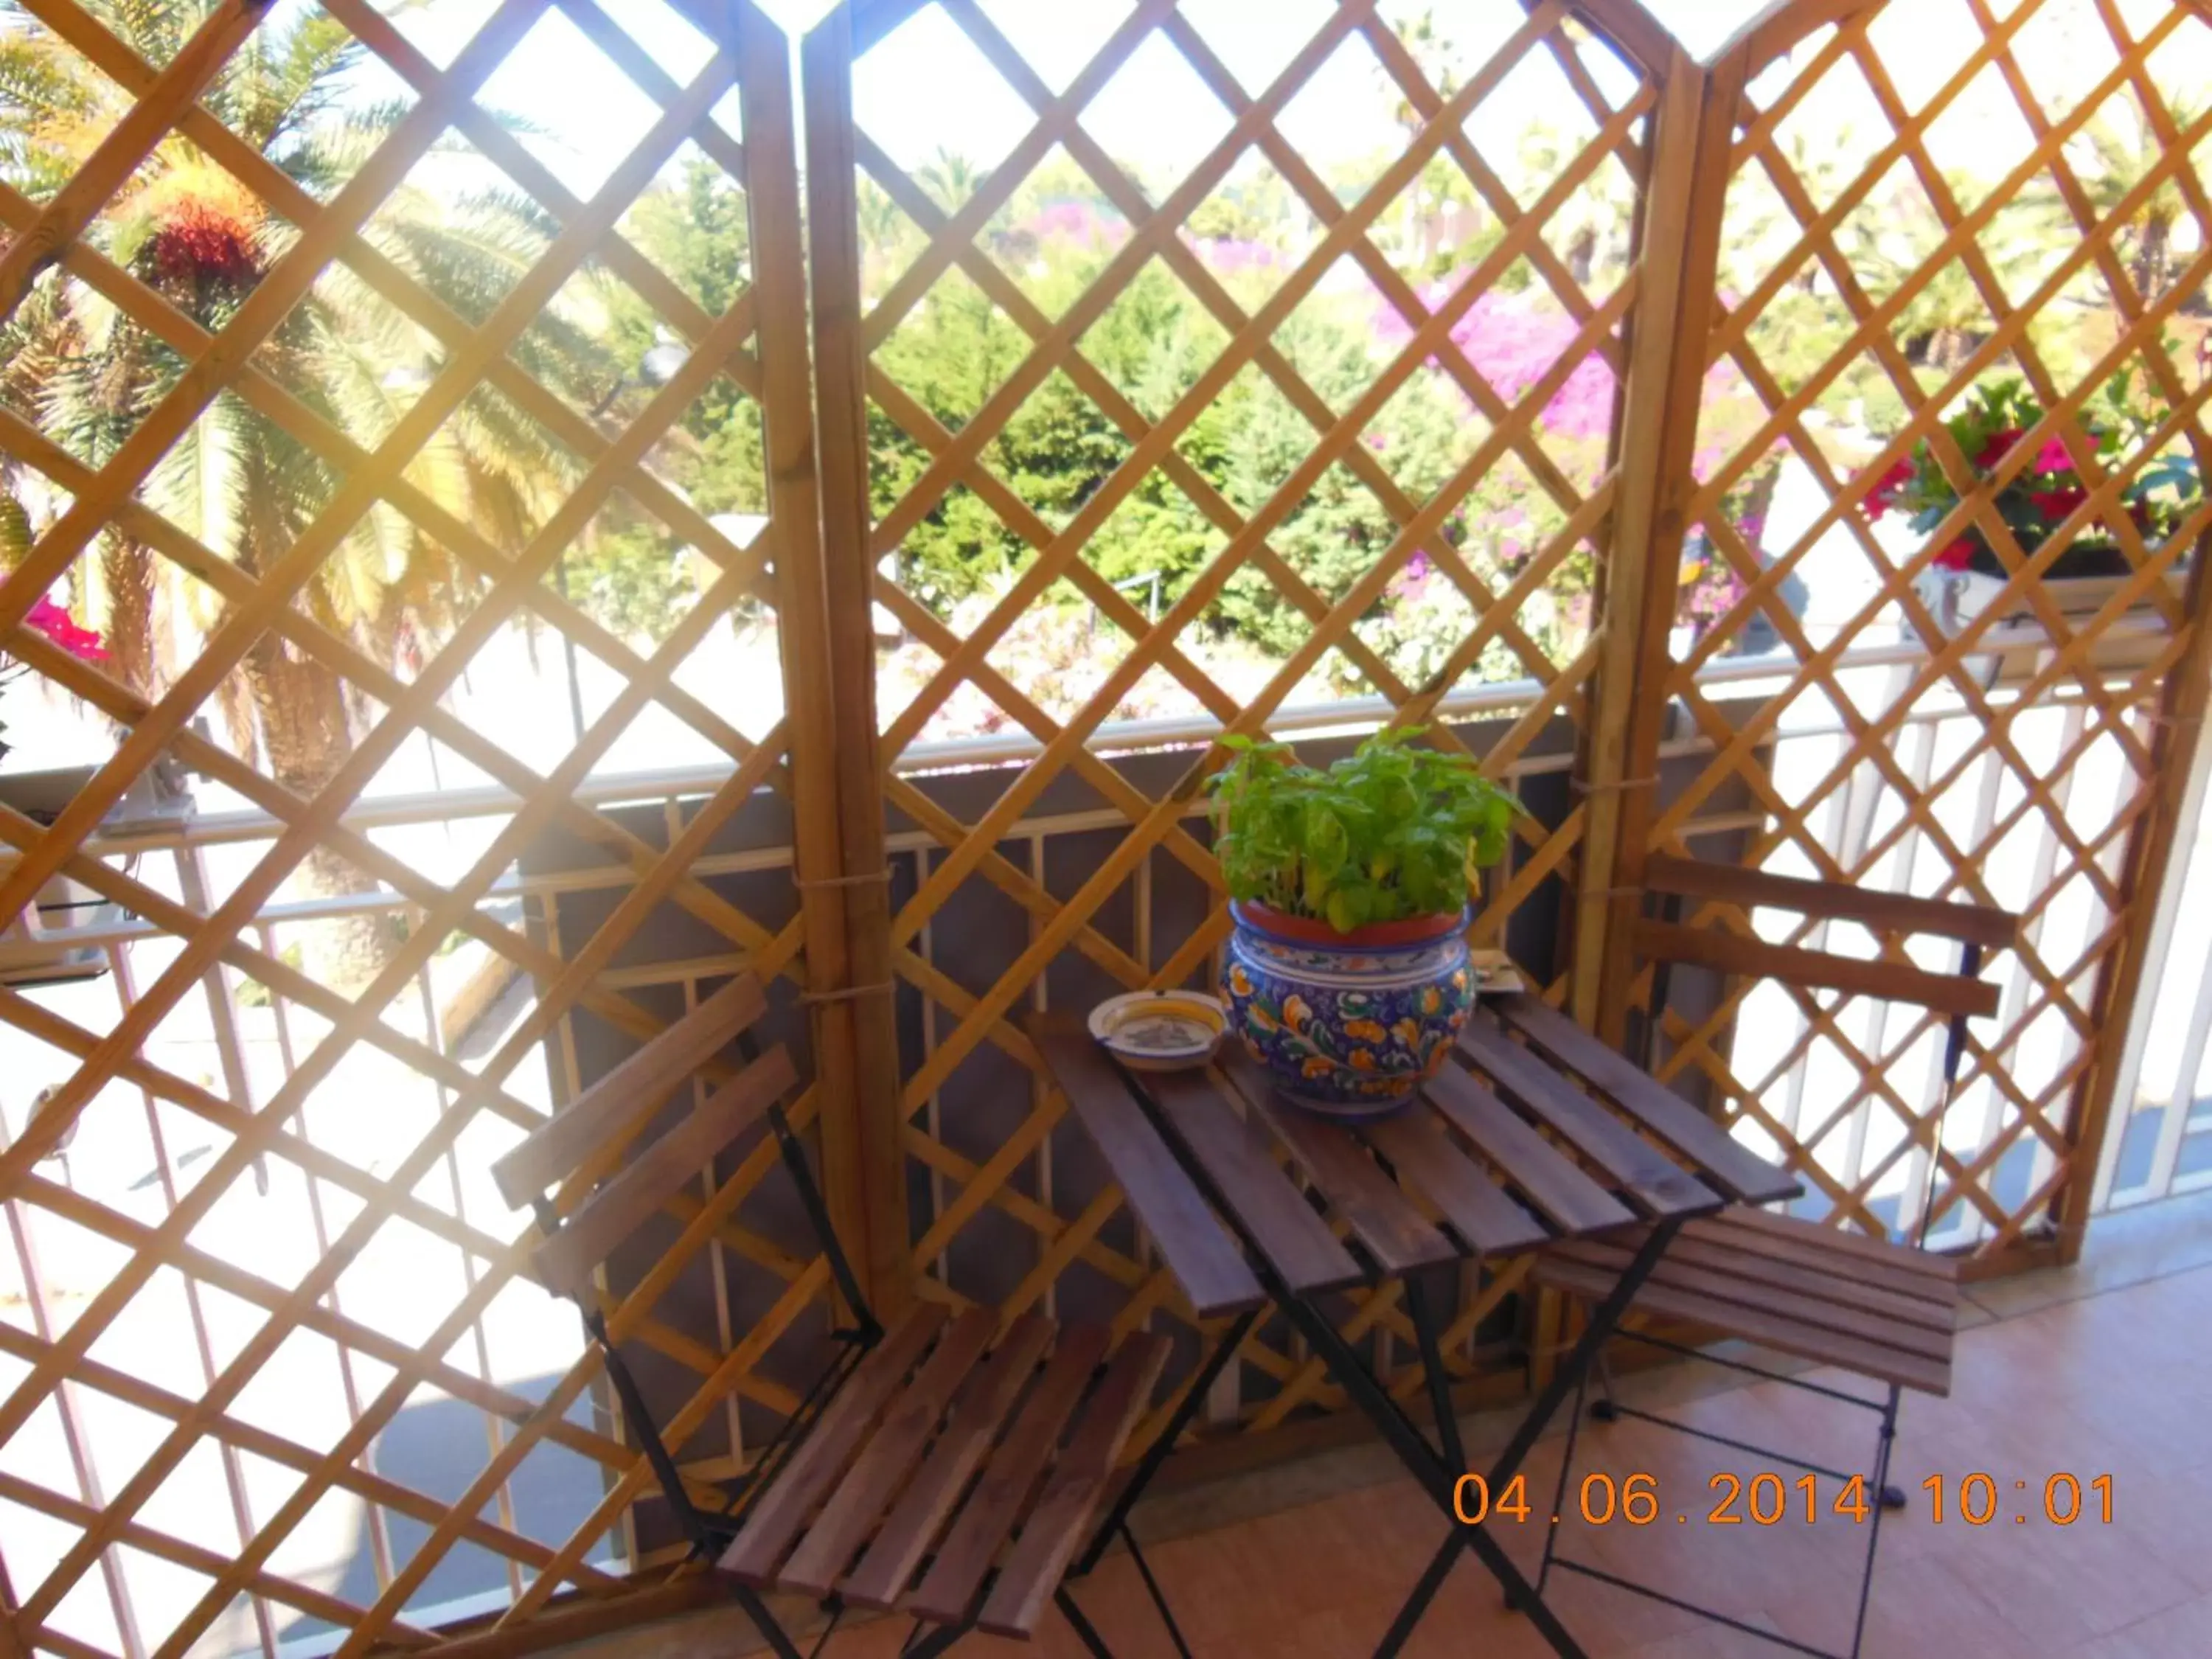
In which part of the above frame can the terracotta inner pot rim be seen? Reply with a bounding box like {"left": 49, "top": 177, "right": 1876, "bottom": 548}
{"left": 1230, "top": 899, "right": 1470, "bottom": 949}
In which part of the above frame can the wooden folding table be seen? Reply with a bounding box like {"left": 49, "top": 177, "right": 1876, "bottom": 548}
{"left": 1032, "top": 993, "right": 1801, "bottom": 1659}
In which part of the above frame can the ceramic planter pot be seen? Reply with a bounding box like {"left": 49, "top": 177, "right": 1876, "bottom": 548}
{"left": 1221, "top": 900, "right": 1476, "bottom": 1118}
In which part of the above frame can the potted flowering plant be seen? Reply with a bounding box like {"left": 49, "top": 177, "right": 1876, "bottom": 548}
{"left": 1210, "top": 728, "right": 1520, "bottom": 1117}
{"left": 1864, "top": 375, "right": 2202, "bottom": 641}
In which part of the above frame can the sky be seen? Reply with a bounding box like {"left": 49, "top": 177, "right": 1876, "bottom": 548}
{"left": 341, "top": 0, "right": 1775, "bottom": 201}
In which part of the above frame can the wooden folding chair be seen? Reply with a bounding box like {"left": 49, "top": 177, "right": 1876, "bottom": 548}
{"left": 493, "top": 975, "right": 1181, "bottom": 1658}
{"left": 1531, "top": 856, "right": 2023, "bottom": 1659}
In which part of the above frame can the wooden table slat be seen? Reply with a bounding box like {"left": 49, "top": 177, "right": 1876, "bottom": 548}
{"left": 1148, "top": 1070, "right": 1364, "bottom": 1295}
{"left": 1030, "top": 1019, "right": 1264, "bottom": 1319}
{"left": 1422, "top": 1065, "right": 1635, "bottom": 1237}
{"left": 1222, "top": 1053, "right": 1456, "bottom": 1276}
{"left": 1365, "top": 1103, "right": 1550, "bottom": 1259}
{"left": 1455, "top": 1018, "right": 1717, "bottom": 1218}
{"left": 1494, "top": 995, "right": 1801, "bottom": 1206}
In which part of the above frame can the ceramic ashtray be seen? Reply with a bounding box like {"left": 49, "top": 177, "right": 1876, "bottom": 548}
{"left": 1088, "top": 990, "right": 1228, "bottom": 1072}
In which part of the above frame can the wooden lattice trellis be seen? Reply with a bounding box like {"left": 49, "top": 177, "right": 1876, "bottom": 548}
{"left": 0, "top": 3, "right": 873, "bottom": 1657}
{"left": 1, "top": 0, "right": 2210, "bottom": 1655}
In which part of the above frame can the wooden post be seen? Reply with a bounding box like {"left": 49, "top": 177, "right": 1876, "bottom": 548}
{"left": 1580, "top": 46, "right": 1753, "bottom": 1048}
{"left": 733, "top": 0, "right": 904, "bottom": 1319}
{"left": 2051, "top": 527, "right": 2212, "bottom": 1260}
{"left": 801, "top": 0, "right": 914, "bottom": 1316}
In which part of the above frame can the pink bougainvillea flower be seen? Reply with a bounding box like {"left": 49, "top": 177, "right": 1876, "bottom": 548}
{"left": 1932, "top": 538, "right": 1979, "bottom": 572}
{"left": 2031, "top": 486, "right": 2089, "bottom": 521}
{"left": 2034, "top": 437, "right": 2074, "bottom": 474}
{"left": 1863, "top": 458, "right": 1915, "bottom": 518}
{"left": 23, "top": 597, "right": 108, "bottom": 662}
{"left": 1974, "top": 428, "right": 2026, "bottom": 470}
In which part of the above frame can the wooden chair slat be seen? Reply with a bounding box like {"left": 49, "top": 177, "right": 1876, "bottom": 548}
{"left": 1532, "top": 1257, "right": 1952, "bottom": 1398}
{"left": 1633, "top": 920, "right": 2002, "bottom": 1020}
{"left": 530, "top": 1046, "right": 796, "bottom": 1296}
{"left": 1708, "top": 1207, "right": 1960, "bottom": 1287}
{"left": 493, "top": 975, "right": 767, "bottom": 1208}
{"left": 720, "top": 1305, "right": 949, "bottom": 1587}
{"left": 1621, "top": 1228, "right": 1958, "bottom": 1333}
{"left": 977, "top": 1332, "right": 1172, "bottom": 1639}
{"left": 841, "top": 1315, "right": 1057, "bottom": 1611}
{"left": 1032, "top": 1019, "right": 1265, "bottom": 1319}
{"left": 1367, "top": 1101, "right": 1551, "bottom": 1259}
{"left": 1495, "top": 995, "right": 1802, "bottom": 1206}
{"left": 1223, "top": 1053, "right": 1456, "bottom": 1276}
{"left": 1420, "top": 1065, "right": 1634, "bottom": 1239}
{"left": 776, "top": 1307, "right": 998, "bottom": 1600}
{"left": 1643, "top": 855, "right": 2024, "bottom": 950}
{"left": 1455, "top": 1020, "right": 1717, "bottom": 1218}
{"left": 1149, "top": 1068, "right": 1363, "bottom": 1296}
{"left": 1548, "top": 1240, "right": 1955, "bottom": 1366}
{"left": 903, "top": 1325, "right": 1110, "bottom": 1627}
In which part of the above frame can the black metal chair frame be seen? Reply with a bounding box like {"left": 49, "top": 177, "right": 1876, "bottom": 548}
{"left": 529, "top": 1072, "right": 1218, "bottom": 1659}
{"left": 1530, "top": 925, "right": 1983, "bottom": 1659}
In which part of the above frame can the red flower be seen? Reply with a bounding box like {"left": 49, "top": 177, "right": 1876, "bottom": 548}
{"left": 1974, "top": 428, "right": 2025, "bottom": 470}
{"left": 2034, "top": 437, "right": 2074, "bottom": 474}
{"left": 1864, "top": 458, "right": 1915, "bottom": 519}
{"left": 24, "top": 597, "right": 108, "bottom": 663}
{"left": 1931, "top": 539, "right": 1979, "bottom": 572}
{"left": 2030, "top": 487, "right": 2088, "bottom": 521}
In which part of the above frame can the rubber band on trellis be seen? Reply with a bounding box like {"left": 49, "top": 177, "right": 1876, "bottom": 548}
{"left": 1569, "top": 774, "right": 1661, "bottom": 796}
{"left": 796, "top": 869, "right": 895, "bottom": 890}
{"left": 799, "top": 981, "right": 898, "bottom": 1006}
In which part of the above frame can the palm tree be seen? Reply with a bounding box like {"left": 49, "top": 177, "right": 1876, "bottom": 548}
{"left": 0, "top": 1, "right": 622, "bottom": 983}
{"left": 2059, "top": 88, "right": 2209, "bottom": 310}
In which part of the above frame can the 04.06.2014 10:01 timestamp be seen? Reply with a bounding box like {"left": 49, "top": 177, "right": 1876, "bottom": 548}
{"left": 1450, "top": 1472, "right": 2115, "bottom": 1528}
{"left": 1921, "top": 1474, "right": 2115, "bottom": 1526}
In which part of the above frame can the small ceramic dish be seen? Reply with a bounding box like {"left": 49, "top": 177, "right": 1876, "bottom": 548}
{"left": 1088, "top": 990, "right": 1228, "bottom": 1072}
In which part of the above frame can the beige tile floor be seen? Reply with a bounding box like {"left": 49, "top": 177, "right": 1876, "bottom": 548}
{"left": 574, "top": 1195, "right": 2212, "bottom": 1659}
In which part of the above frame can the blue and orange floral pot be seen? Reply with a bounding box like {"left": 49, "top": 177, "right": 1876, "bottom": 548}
{"left": 1221, "top": 901, "right": 1476, "bottom": 1118}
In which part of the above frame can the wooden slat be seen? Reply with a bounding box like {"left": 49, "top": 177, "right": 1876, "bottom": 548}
{"left": 1495, "top": 995, "right": 1803, "bottom": 1205}
{"left": 841, "top": 1315, "right": 1055, "bottom": 1610}
{"left": 1029, "top": 1019, "right": 1264, "bottom": 1318}
{"left": 1547, "top": 1239, "right": 1956, "bottom": 1365}
{"left": 1644, "top": 855, "right": 2024, "bottom": 950}
{"left": 977, "top": 1332, "right": 1171, "bottom": 1638}
{"left": 1706, "top": 1207, "right": 1960, "bottom": 1287}
{"left": 1532, "top": 1258, "right": 1952, "bottom": 1397}
{"left": 1631, "top": 1228, "right": 1958, "bottom": 1334}
{"left": 1455, "top": 1020, "right": 1717, "bottom": 1217}
{"left": 1366, "top": 1101, "right": 1551, "bottom": 1258}
{"left": 1420, "top": 1066, "right": 1633, "bottom": 1239}
{"left": 776, "top": 1307, "right": 997, "bottom": 1599}
{"left": 1148, "top": 1068, "right": 1363, "bottom": 1296}
{"left": 530, "top": 1046, "right": 797, "bottom": 1295}
{"left": 904, "top": 1325, "right": 1110, "bottom": 1627}
{"left": 1633, "top": 920, "right": 2002, "bottom": 1021}
{"left": 719, "top": 1305, "right": 949, "bottom": 1587}
{"left": 493, "top": 975, "right": 767, "bottom": 1208}
{"left": 1221, "top": 1054, "right": 1457, "bottom": 1275}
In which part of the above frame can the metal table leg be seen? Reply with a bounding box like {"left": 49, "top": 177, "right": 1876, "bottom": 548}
{"left": 1370, "top": 1219, "right": 1688, "bottom": 1657}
